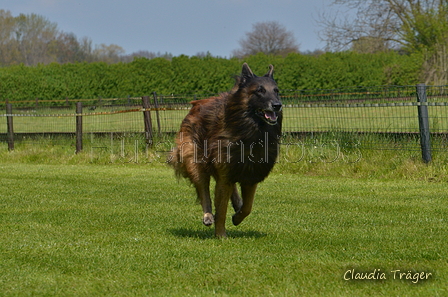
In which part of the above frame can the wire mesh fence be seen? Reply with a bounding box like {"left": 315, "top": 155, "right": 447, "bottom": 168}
{"left": 2, "top": 85, "right": 448, "bottom": 160}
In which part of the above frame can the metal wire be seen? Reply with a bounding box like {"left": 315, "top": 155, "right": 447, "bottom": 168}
{"left": 2, "top": 86, "right": 448, "bottom": 152}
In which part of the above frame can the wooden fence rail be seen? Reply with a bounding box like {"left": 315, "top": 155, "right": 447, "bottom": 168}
{"left": 5, "top": 96, "right": 156, "bottom": 154}
{"left": 0, "top": 85, "right": 440, "bottom": 162}
{"left": 6, "top": 103, "right": 14, "bottom": 151}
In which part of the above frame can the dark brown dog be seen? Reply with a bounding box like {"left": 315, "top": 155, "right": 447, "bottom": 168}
{"left": 169, "top": 63, "right": 282, "bottom": 237}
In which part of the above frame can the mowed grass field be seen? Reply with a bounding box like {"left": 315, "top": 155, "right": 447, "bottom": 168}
{"left": 1, "top": 160, "right": 447, "bottom": 296}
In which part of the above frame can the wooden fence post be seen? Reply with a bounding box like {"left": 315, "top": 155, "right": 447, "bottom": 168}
{"left": 416, "top": 84, "right": 432, "bottom": 163}
{"left": 6, "top": 103, "right": 14, "bottom": 151}
{"left": 142, "top": 96, "right": 153, "bottom": 146}
{"left": 76, "top": 102, "right": 83, "bottom": 153}
{"left": 152, "top": 92, "right": 161, "bottom": 136}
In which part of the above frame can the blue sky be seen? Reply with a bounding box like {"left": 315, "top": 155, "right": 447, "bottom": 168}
{"left": 1, "top": 0, "right": 335, "bottom": 57}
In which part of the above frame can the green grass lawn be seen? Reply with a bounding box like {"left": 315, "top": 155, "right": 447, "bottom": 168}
{"left": 1, "top": 162, "right": 447, "bottom": 296}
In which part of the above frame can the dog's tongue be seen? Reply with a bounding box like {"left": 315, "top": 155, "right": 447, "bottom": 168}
{"left": 264, "top": 110, "right": 277, "bottom": 121}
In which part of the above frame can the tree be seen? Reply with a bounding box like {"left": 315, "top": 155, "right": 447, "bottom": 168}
{"left": 232, "top": 21, "right": 299, "bottom": 57}
{"left": 0, "top": 10, "right": 20, "bottom": 65}
{"left": 318, "top": 0, "right": 448, "bottom": 84}
{"left": 351, "top": 36, "right": 389, "bottom": 54}
{"left": 0, "top": 11, "right": 60, "bottom": 65}
{"left": 121, "top": 50, "right": 173, "bottom": 62}
{"left": 14, "top": 13, "right": 59, "bottom": 65}
{"left": 93, "top": 43, "right": 126, "bottom": 63}
{"left": 319, "top": 0, "right": 448, "bottom": 54}
{"left": 51, "top": 32, "right": 80, "bottom": 63}
{"left": 0, "top": 10, "right": 129, "bottom": 65}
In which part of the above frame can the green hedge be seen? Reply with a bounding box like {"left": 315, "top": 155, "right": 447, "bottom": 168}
{"left": 0, "top": 51, "right": 423, "bottom": 102}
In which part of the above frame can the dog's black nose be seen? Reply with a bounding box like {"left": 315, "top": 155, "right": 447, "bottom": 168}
{"left": 272, "top": 104, "right": 282, "bottom": 112}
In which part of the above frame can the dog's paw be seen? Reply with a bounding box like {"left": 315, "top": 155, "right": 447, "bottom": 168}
{"left": 232, "top": 213, "right": 242, "bottom": 226}
{"left": 202, "top": 213, "right": 214, "bottom": 226}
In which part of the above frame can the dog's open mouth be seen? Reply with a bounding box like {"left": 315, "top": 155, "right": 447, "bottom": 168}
{"left": 256, "top": 109, "right": 278, "bottom": 125}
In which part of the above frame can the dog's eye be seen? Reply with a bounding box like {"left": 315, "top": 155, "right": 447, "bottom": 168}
{"left": 256, "top": 86, "right": 266, "bottom": 94}
{"left": 274, "top": 88, "right": 279, "bottom": 94}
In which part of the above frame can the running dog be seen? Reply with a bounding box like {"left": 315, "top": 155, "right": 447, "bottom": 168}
{"left": 170, "top": 63, "right": 282, "bottom": 238}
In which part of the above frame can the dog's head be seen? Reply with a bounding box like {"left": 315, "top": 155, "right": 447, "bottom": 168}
{"left": 236, "top": 63, "right": 282, "bottom": 126}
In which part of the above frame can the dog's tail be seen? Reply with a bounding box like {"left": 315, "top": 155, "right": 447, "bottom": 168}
{"left": 167, "top": 147, "right": 181, "bottom": 178}
{"left": 167, "top": 145, "right": 190, "bottom": 181}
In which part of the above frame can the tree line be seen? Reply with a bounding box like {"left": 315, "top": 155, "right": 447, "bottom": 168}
{"left": 0, "top": 52, "right": 423, "bottom": 103}
{"left": 1, "top": 3, "right": 445, "bottom": 103}
{"left": 320, "top": 0, "right": 448, "bottom": 84}
{"left": 0, "top": 11, "right": 301, "bottom": 66}
{"left": 0, "top": 10, "right": 170, "bottom": 66}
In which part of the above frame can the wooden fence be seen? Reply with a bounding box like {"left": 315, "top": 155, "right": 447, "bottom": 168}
{"left": 3, "top": 85, "right": 448, "bottom": 162}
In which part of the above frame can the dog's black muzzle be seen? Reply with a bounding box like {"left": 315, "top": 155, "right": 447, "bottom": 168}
{"left": 272, "top": 104, "right": 282, "bottom": 112}
{"left": 256, "top": 103, "right": 282, "bottom": 126}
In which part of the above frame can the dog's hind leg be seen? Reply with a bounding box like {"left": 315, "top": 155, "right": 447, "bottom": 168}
{"left": 230, "top": 184, "right": 242, "bottom": 213}
{"left": 194, "top": 175, "right": 214, "bottom": 227}
{"left": 232, "top": 183, "right": 258, "bottom": 226}
{"left": 214, "top": 180, "right": 234, "bottom": 238}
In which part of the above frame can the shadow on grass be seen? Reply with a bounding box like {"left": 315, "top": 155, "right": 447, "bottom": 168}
{"left": 168, "top": 228, "right": 267, "bottom": 239}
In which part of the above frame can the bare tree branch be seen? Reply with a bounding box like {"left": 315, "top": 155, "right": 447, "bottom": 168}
{"left": 318, "top": 0, "right": 448, "bottom": 53}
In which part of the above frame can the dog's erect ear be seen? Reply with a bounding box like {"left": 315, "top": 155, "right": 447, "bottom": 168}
{"left": 230, "top": 75, "right": 241, "bottom": 93}
{"left": 264, "top": 64, "right": 274, "bottom": 79}
{"left": 241, "top": 63, "right": 255, "bottom": 82}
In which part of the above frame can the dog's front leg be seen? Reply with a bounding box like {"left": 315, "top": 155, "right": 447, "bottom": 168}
{"left": 232, "top": 183, "right": 257, "bottom": 226}
{"left": 194, "top": 176, "right": 213, "bottom": 227}
{"left": 214, "top": 180, "right": 234, "bottom": 238}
